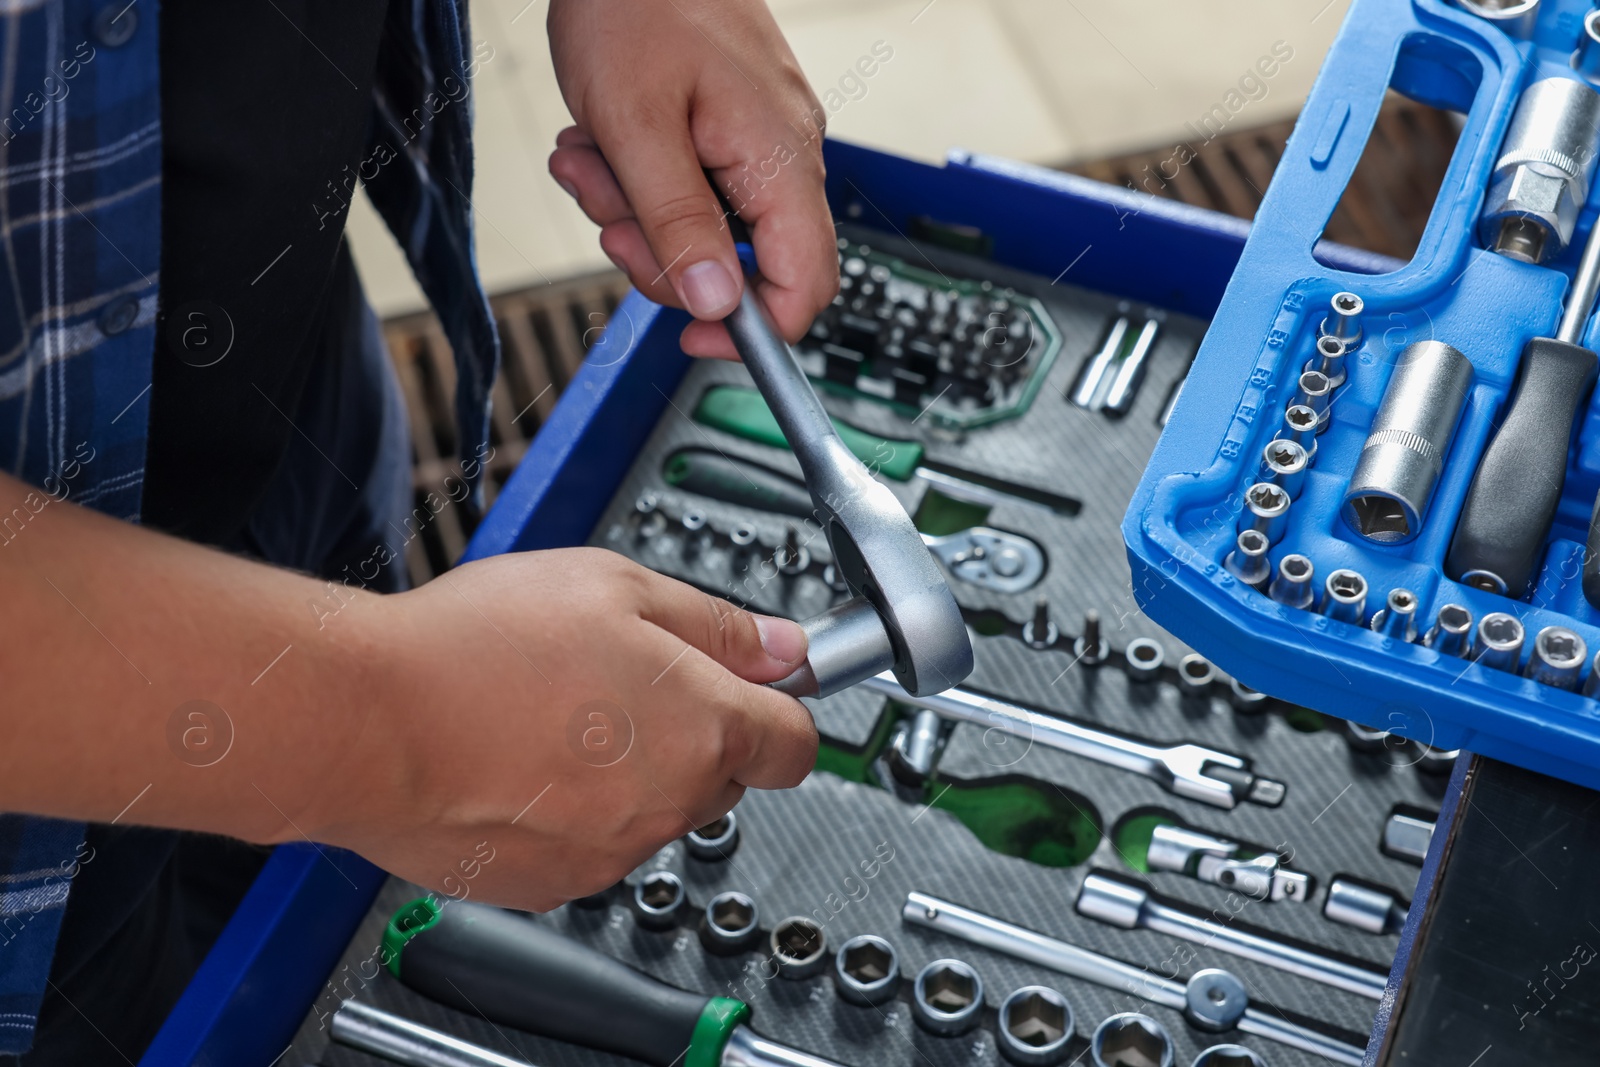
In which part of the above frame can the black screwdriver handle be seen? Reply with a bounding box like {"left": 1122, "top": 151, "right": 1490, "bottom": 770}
{"left": 1447, "top": 337, "right": 1598, "bottom": 597}
{"left": 386, "top": 899, "right": 749, "bottom": 1067}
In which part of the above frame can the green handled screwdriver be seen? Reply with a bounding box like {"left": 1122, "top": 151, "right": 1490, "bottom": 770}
{"left": 385, "top": 898, "right": 857, "bottom": 1067}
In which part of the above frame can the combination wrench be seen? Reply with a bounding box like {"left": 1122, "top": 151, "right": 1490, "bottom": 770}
{"left": 860, "top": 674, "right": 1285, "bottom": 809}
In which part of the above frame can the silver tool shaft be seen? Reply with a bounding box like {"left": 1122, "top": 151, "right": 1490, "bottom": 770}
{"left": 1075, "top": 873, "right": 1388, "bottom": 999}
{"left": 720, "top": 1027, "right": 853, "bottom": 1067}
{"left": 860, "top": 674, "right": 1279, "bottom": 809}
{"left": 1560, "top": 202, "right": 1600, "bottom": 343}
{"left": 904, "top": 893, "right": 1364, "bottom": 1065}
{"left": 332, "top": 1000, "right": 535, "bottom": 1067}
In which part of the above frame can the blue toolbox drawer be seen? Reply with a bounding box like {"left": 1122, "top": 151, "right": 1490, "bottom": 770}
{"left": 1126, "top": 0, "right": 1600, "bottom": 790}
{"left": 140, "top": 137, "right": 1448, "bottom": 1067}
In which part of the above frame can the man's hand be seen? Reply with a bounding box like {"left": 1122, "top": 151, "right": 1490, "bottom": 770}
{"left": 0, "top": 469, "right": 816, "bottom": 914}
{"left": 302, "top": 548, "right": 817, "bottom": 911}
{"left": 546, "top": 0, "right": 839, "bottom": 359}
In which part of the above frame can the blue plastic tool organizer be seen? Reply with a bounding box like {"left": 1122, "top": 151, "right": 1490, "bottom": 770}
{"left": 1126, "top": 0, "right": 1600, "bottom": 788}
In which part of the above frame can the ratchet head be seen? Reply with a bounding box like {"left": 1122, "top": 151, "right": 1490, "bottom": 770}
{"left": 718, "top": 277, "right": 972, "bottom": 698}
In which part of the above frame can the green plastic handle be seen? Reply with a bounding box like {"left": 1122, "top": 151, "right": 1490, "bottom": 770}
{"left": 693, "top": 385, "right": 924, "bottom": 482}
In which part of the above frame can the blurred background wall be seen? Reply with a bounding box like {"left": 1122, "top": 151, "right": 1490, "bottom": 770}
{"left": 345, "top": 0, "right": 1355, "bottom": 315}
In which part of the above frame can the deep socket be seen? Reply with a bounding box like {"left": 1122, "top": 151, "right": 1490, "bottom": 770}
{"left": 1341, "top": 340, "right": 1473, "bottom": 545}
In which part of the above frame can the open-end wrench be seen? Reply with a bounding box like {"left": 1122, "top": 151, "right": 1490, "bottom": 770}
{"left": 859, "top": 673, "right": 1284, "bottom": 809}
{"left": 904, "top": 892, "right": 1365, "bottom": 1065}
{"left": 714, "top": 197, "right": 971, "bottom": 698}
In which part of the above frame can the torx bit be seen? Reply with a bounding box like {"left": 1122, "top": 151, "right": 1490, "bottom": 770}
{"left": 1527, "top": 625, "right": 1587, "bottom": 690}
{"left": 1423, "top": 603, "right": 1473, "bottom": 656}
{"left": 1472, "top": 612, "right": 1525, "bottom": 672}
{"left": 1370, "top": 588, "right": 1419, "bottom": 642}
{"left": 1023, "top": 596, "right": 1058, "bottom": 649}
{"left": 1238, "top": 483, "right": 1290, "bottom": 545}
{"left": 1223, "top": 529, "right": 1272, "bottom": 589}
{"left": 1074, "top": 610, "right": 1109, "bottom": 665}
{"left": 1268, "top": 554, "right": 1315, "bottom": 609}
{"left": 1321, "top": 569, "right": 1368, "bottom": 625}
{"left": 1259, "top": 438, "right": 1309, "bottom": 499}
{"left": 1276, "top": 404, "right": 1320, "bottom": 463}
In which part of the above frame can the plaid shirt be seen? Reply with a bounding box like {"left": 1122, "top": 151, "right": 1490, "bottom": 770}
{"left": 0, "top": 0, "right": 498, "bottom": 1049}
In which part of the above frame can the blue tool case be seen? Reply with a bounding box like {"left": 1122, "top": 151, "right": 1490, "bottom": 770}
{"left": 1126, "top": 0, "right": 1600, "bottom": 788}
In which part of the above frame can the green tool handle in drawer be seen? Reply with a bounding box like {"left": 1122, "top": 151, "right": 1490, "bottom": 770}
{"left": 694, "top": 385, "right": 923, "bottom": 482}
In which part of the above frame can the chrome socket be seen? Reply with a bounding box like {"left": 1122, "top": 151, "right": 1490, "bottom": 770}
{"left": 728, "top": 523, "right": 758, "bottom": 550}
{"left": 1228, "top": 677, "right": 1270, "bottom": 713}
{"left": 997, "top": 986, "right": 1074, "bottom": 1067}
{"left": 1454, "top": 0, "right": 1538, "bottom": 40}
{"left": 912, "top": 959, "right": 985, "bottom": 1036}
{"left": 685, "top": 811, "right": 740, "bottom": 862}
{"left": 1527, "top": 625, "right": 1587, "bottom": 690}
{"left": 771, "top": 917, "right": 829, "bottom": 980}
{"left": 1124, "top": 638, "right": 1165, "bottom": 682}
{"left": 1370, "top": 588, "right": 1419, "bottom": 642}
{"left": 1177, "top": 654, "right": 1216, "bottom": 695}
{"left": 1318, "top": 290, "right": 1364, "bottom": 354}
{"left": 834, "top": 935, "right": 901, "bottom": 1006}
{"left": 1277, "top": 404, "right": 1320, "bottom": 463}
{"left": 632, "top": 870, "right": 687, "bottom": 931}
{"left": 1473, "top": 612, "right": 1525, "bottom": 672}
{"left": 1308, "top": 332, "right": 1350, "bottom": 390}
{"left": 1324, "top": 877, "right": 1408, "bottom": 935}
{"left": 1238, "top": 483, "right": 1290, "bottom": 545}
{"left": 1423, "top": 603, "right": 1473, "bottom": 657}
{"left": 1586, "top": 650, "right": 1600, "bottom": 697}
{"left": 1321, "top": 569, "right": 1368, "bottom": 625}
{"left": 1578, "top": 9, "right": 1600, "bottom": 83}
{"left": 1292, "top": 369, "right": 1334, "bottom": 431}
{"left": 1223, "top": 529, "right": 1272, "bottom": 589}
{"left": 1268, "top": 554, "right": 1315, "bottom": 610}
{"left": 1258, "top": 439, "right": 1308, "bottom": 500}
{"left": 700, "top": 891, "right": 761, "bottom": 955}
{"left": 1341, "top": 340, "right": 1473, "bottom": 545}
{"left": 1191, "top": 1044, "right": 1269, "bottom": 1067}
{"left": 1482, "top": 76, "right": 1600, "bottom": 261}
{"left": 1091, "top": 1012, "right": 1174, "bottom": 1067}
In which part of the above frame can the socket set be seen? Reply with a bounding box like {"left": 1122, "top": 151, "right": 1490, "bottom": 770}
{"left": 303, "top": 222, "right": 1447, "bottom": 1067}
{"left": 1128, "top": 0, "right": 1600, "bottom": 790}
